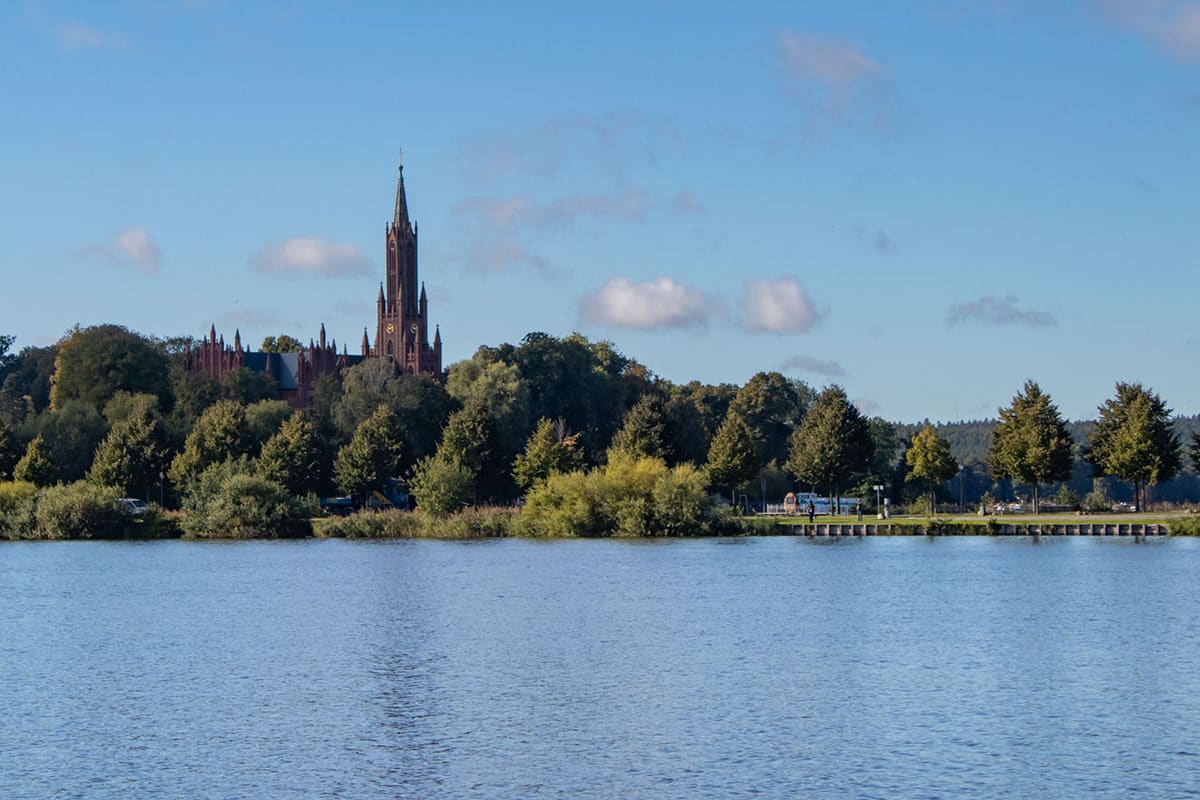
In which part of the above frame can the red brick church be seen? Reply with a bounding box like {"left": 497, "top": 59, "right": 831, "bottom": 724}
{"left": 185, "top": 158, "right": 443, "bottom": 407}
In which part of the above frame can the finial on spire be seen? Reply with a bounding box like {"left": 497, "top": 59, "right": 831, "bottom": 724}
{"left": 397, "top": 146, "right": 404, "bottom": 172}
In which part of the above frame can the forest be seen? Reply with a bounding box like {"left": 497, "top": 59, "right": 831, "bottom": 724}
{"left": 1, "top": 325, "right": 1197, "bottom": 539}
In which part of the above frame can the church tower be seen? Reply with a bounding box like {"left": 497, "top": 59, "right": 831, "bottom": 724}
{"left": 373, "top": 156, "right": 442, "bottom": 374}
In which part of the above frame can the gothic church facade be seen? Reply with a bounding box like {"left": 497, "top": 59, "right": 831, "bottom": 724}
{"left": 185, "top": 158, "right": 443, "bottom": 408}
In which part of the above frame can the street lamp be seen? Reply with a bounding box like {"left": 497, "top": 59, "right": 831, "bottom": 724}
{"left": 873, "top": 484, "right": 884, "bottom": 519}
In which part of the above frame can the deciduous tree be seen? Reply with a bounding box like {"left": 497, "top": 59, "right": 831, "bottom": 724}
{"left": 905, "top": 423, "right": 958, "bottom": 515}
{"left": 169, "top": 400, "right": 252, "bottom": 490}
{"left": 513, "top": 418, "right": 583, "bottom": 490}
{"left": 257, "top": 412, "right": 324, "bottom": 496}
{"left": 14, "top": 433, "right": 57, "bottom": 487}
{"left": 88, "top": 406, "right": 164, "bottom": 497}
{"left": 333, "top": 405, "right": 404, "bottom": 498}
{"left": 49, "top": 325, "right": 170, "bottom": 411}
{"left": 705, "top": 411, "right": 761, "bottom": 506}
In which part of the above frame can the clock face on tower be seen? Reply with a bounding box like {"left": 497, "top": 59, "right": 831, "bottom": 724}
{"left": 386, "top": 324, "right": 395, "bottom": 334}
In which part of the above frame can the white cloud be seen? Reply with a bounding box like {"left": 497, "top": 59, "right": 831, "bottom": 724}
{"left": 781, "top": 354, "right": 847, "bottom": 377}
{"left": 80, "top": 226, "right": 162, "bottom": 272}
{"left": 251, "top": 236, "right": 370, "bottom": 277}
{"left": 739, "top": 277, "right": 822, "bottom": 333}
{"left": 580, "top": 277, "right": 719, "bottom": 330}
{"left": 945, "top": 295, "right": 1057, "bottom": 328}
{"left": 54, "top": 22, "right": 132, "bottom": 50}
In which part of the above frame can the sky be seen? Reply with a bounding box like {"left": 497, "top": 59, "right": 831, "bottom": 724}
{"left": 2, "top": 0, "right": 1198, "bottom": 423}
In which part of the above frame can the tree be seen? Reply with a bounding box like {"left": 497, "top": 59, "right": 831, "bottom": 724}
{"left": 245, "top": 399, "right": 294, "bottom": 452}
{"left": 786, "top": 385, "right": 873, "bottom": 511}
{"left": 49, "top": 325, "right": 170, "bottom": 411}
{"left": 905, "top": 423, "right": 958, "bottom": 515}
{"left": 0, "top": 419, "right": 16, "bottom": 479}
{"left": 986, "top": 381, "right": 1074, "bottom": 514}
{"left": 29, "top": 400, "right": 110, "bottom": 482}
{"left": 705, "top": 411, "right": 761, "bottom": 506}
{"left": 513, "top": 418, "right": 584, "bottom": 490}
{"left": 257, "top": 412, "right": 324, "bottom": 496}
{"left": 168, "top": 400, "right": 252, "bottom": 490}
{"left": 260, "top": 335, "right": 303, "bottom": 353}
{"left": 88, "top": 406, "right": 164, "bottom": 497}
{"left": 1086, "top": 382, "right": 1181, "bottom": 512}
{"left": 608, "top": 393, "right": 670, "bottom": 461}
{"left": 728, "top": 371, "right": 812, "bottom": 468}
{"left": 14, "top": 434, "right": 57, "bottom": 486}
{"left": 409, "top": 452, "right": 475, "bottom": 514}
{"left": 220, "top": 367, "right": 278, "bottom": 404}
{"left": 333, "top": 405, "right": 404, "bottom": 498}
{"left": 0, "top": 334, "right": 15, "bottom": 375}
{"left": 0, "top": 344, "right": 57, "bottom": 421}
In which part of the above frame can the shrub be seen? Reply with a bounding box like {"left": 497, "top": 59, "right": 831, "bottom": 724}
{"left": 318, "top": 506, "right": 518, "bottom": 539}
{"left": 182, "top": 464, "right": 311, "bottom": 538}
{"left": 0, "top": 481, "right": 38, "bottom": 539}
{"left": 520, "top": 454, "right": 718, "bottom": 538}
{"left": 34, "top": 481, "right": 130, "bottom": 539}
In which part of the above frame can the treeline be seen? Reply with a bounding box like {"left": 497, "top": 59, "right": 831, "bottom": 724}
{"left": 1, "top": 326, "right": 1198, "bottom": 538}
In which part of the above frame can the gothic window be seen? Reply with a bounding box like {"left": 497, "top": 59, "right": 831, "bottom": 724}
{"left": 387, "top": 341, "right": 394, "bottom": 356}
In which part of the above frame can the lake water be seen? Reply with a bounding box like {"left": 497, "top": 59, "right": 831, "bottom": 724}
{"left": 2, "top": 536, "right": 1199, "bottom": 799}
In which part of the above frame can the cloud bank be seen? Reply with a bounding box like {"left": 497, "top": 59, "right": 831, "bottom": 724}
{"left": 251, "top": 236, "right": 370, "bottom": 277}
{"left": 777, "top": 30, "right": 896, "bottom": 133}
{"left": 780, "top": 354, "right": 847, "bottom": 377}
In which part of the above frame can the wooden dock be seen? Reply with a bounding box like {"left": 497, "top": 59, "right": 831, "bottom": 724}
{"left": 777, "top": 522, "right": 1167, "bottom": 537}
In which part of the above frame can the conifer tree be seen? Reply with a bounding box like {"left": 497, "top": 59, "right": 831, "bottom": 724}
{"left": 14, "top": 433, "right": 57, "bottom": 487}
{"left": 169, "top": 399, "right": 253, "bottom": 490}
{"left": 705, "top": 411, "right": 761, "bottom": 506}
{"left": 1086, "top": 382, "right": 1180, "bottom": 512}
{"left": 88, "top": 409, "right": 164, "bottom": 497}
{"left": 786, "top": 385, "right": 872, "bottom": 511}
{"left": 0, "top": 419, "right": 17, "bottom": 480}
{"left": 608, "top": 394, "right": 669, "bottom": 461}
{"left": 513, "top": 418, "right": 583, "bottom": 490}
{"left": 987, "top": 381, "right": 1073, "bottom": 514}
{"left": 258, "top": 412, "right": 324, "bottom": 496}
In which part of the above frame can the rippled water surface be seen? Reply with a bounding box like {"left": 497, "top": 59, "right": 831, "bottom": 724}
{"left": 2, "top": 536, "right": 1199, "bottom": 799}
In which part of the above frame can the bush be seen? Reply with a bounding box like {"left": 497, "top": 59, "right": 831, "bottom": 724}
{"left": 519, "top": 454, "right": 718, "bottom": 538}
{"left": 0, "top": 481, "right": 38, "bottom": 539}
{"left": 182, "top": 463, "right": 312, "bottom": 538}
{"left": 34, "top": 481, "right": 130, "bottom": 539}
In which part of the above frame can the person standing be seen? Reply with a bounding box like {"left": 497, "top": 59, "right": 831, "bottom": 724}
{"left": 807, "top": 500, "right": 815, "bottom": 524}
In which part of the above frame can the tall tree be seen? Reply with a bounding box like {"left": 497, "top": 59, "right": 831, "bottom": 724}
{"left": 14, "top": 433, "right": 57, "bottom": 486}
{"left": 905, "top": 423, "right": 958, "bottom": 515}
{"left": 260, "top": 335, "right": 303, "bottom": 353}
{"left": 0, "top": 419, "right": 16, "bottom": 479}
{"left": 728, "top": 371, "right": 811, "bottom": 468}
{"left": 786, "top": 385, "right": 873, "bottom": 511}
{"left": 30, "top": 400, "right": 111, "bottom": 482}
{"left": 513, "top": 418, "right": 583, "bottom": 490}
{"left": 258, "top": 412, "right": 324, "bottom": 496}
{"left": 169, "top": 400, "right": 252, "bottom": 490}
{"left": 333, "top": 406, "right": 404, "bottom": 498}
{"left": 88, "top": 407, "right": 165, "bottom": 498}
{"left": 49, "top": 325, "right": 170, "bottom": 411}
{"left": 987, "top": 381, "right": 1074, "bottom": 514}
{"left": 608, "top": 393, "right": 670, "bottom": 461}
{"left": 705, "top": 410, "right": 762, "bottom": 506}
{"left": 1086, "top": 382, "right": 1181, "bottom": 512}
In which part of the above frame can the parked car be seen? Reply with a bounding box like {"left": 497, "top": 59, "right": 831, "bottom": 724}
{"left": 116, "top": 498, "right": 150, "bottom": 516}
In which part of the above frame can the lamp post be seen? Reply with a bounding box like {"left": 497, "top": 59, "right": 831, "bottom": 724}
{"left": 873, "top": 484, "right": 884, "bottom": 519}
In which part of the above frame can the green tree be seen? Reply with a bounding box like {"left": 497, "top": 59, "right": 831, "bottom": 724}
{"left": 1086, "top": 382, "right": 1181, "bottom": 512}
{"left": 87, "top": 406, "right": 164, "bottom": 497}
{"left": 513, "top": 417, "right": 584, "bottom": 490}
{"left": 608, "top": 393, "right": 670, "bottom": 461}
{"left": 987, "top": 381, "right": 1074, "bottom": 514}
{"left": 257, "top": 412, "right": 324, "bottom": 496}
{"left": 260, "top": 334, "right": 303, "bottom": 353}
{"left": 905, "top": 423, "right": 958, "bottom": 515}
{"left": 728, "top": 371, "right": 812, "bottom": 468}
{"left": 27, "top": 400, "right": 110, "bottom": 482}
{"left": 333, "top": 405, "right": 404, "bottom": 498}
{"left": 168, "top": 399, "right": 252, "bottom": 490}
{"left": 220, "top": 366, "right": 278, "bottom": 404}
{"left": 705, "top": 411, "right": 762, "bottom": 506}
{"left": 14, "top": 433, "right": 57, "bottom": 486}
{"left": 49, "top": 325, "right": 170, "bottom": 411}
{"left": 786, "top": 385, "right": 873, "bottom": 511}
{"left": 409, "top": 452, "right": 475, "bottom": 514}
{"left": 245, "top": 399, "right": 294, "bottom": 452}
{"left": 0, "top": 335, "right": 15, "bottom": 375}
{"left": 0, "top": 419, "right": 17, "bottom": 479}
{"left": 0, "top": 344, "right": 57, "bottom": 421}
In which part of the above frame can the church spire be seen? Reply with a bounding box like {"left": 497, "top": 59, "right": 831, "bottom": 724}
{"left": 393, "top": 151, "right": 409, "bottom": 228}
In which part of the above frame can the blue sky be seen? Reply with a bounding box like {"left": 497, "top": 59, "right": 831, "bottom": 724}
{"left": 2, "top": 0, "right": 1198, "bottom": 422}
